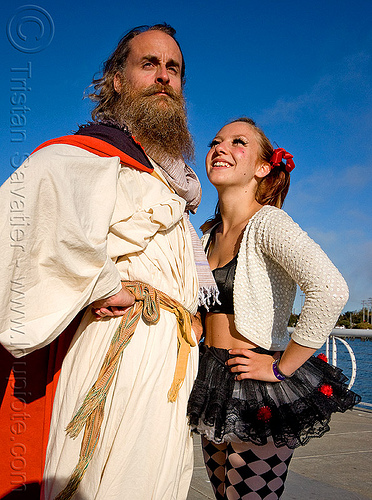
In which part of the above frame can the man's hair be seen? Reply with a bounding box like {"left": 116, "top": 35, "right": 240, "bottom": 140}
{"left": 89, "top": 23, "right": 185, "bottom": 122}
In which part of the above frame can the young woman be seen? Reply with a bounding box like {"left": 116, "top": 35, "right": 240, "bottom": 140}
{"left": 187, "top": 118, "right": 360, "bottom": 499}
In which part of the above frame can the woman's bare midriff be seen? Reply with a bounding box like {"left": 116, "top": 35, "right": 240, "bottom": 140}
{"left": 204, "top": 312, "right": 258, "bottom": 350}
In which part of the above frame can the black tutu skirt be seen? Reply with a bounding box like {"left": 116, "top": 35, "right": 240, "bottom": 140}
{"left": 187, "top": 345, "right": 361, "bottom": 449}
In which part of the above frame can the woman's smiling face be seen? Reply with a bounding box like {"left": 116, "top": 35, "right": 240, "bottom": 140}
{"left": 206, "top": 121, "right": 262, "bottom": 189}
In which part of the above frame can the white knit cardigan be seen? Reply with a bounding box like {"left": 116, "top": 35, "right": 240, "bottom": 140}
{"left": 201, "top": 205, "right": 349, "bottom": 351}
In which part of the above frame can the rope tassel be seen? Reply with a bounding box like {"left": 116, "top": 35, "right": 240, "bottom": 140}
{"left": 55, "top": 281, "right": 195, "bottom": 500}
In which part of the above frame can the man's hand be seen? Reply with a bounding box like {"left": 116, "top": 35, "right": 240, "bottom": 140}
{"left": 92, "top": 285, "right": 135, "bottom": 318}
{"left": 191, "top": 312, "right": 203, "bottom": 343}
{"left": 226, "top": 349, "right": 280, "bottom": 382}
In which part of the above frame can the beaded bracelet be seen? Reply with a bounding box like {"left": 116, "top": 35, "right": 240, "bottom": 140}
{"left": 272, "top": 359, "right": 286, "bottom": 381}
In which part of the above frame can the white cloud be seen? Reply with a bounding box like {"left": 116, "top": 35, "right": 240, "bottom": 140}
{"left": 258, "top": 52, "right": 372, "bottom": 125}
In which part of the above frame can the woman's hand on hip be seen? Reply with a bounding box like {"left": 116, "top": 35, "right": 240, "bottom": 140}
{"left": 226, "top": 348, "right": 280, "bottom": 382}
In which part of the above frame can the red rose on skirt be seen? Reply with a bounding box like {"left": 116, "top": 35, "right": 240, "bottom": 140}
{"left": 317, "top": 353, "right": 328, "bottom": 362}
{"left": 319, "top": 384, "right": 333, "bottom": 397}
{"left": 257, "top": 406, "right": 272, "bottom": 421}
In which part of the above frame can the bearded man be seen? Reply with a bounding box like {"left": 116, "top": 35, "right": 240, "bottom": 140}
{"left": 0, "top": 24, "right": 217, "bottom": 500}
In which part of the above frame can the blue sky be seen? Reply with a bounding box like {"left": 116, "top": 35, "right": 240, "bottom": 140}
{"left": 1, "top": 0, "right": 371, "bottom": 313}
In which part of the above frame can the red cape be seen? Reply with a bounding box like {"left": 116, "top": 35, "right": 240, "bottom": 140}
{"left": 31, "top": 135, "right": 153, "bottom": 173}
{"left": 0, "top": 135, "right": 151, "bottom": 498}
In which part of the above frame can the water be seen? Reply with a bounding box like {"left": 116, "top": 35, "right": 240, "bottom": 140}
{"left": 316, "top": 337, "right": 372, "bottom": 404}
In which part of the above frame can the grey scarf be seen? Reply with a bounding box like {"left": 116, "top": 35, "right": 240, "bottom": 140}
{"left": 151, "top": 157, "right": 219, "bottom": 309}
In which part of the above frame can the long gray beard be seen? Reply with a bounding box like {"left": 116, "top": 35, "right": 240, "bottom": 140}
{"left": 113, "top": 82, "right": 195, "bottom": 165}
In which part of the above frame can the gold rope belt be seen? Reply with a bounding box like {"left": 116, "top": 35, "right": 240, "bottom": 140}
{"left": 55, "top": 281, "right": 196, "bottom": 500}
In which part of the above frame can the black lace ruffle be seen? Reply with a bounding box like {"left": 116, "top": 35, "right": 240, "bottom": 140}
{"left": 187, "top": 345, "right": 361, "bottom": 449}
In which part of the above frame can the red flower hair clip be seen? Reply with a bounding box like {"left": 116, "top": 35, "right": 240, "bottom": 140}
{"left": 270, "top": 148, "right": 295, "bottom": 172}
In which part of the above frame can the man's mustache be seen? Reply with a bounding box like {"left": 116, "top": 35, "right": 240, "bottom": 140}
{"left": 139, "top": 84, "right": 180, "bottom": 100}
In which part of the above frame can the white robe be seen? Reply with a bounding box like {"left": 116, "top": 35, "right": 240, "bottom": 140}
{"left": 0, "top": 144, "right": 199, "bottom": 499}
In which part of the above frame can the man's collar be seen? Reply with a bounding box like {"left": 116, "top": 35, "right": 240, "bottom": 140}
{"left": 74, "top": 122, "right": 153, "bottom": 171}
{"left": 31, "top": 122, "right": 154, "bottom": 173}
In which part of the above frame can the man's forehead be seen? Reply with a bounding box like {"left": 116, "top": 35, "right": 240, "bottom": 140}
{"left": 128, "top": 30, "right": 182, "bottom": 63}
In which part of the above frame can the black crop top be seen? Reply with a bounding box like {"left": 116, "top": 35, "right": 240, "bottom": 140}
{"left": 205, "top": 229, "right": 237, "bottom": 315}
